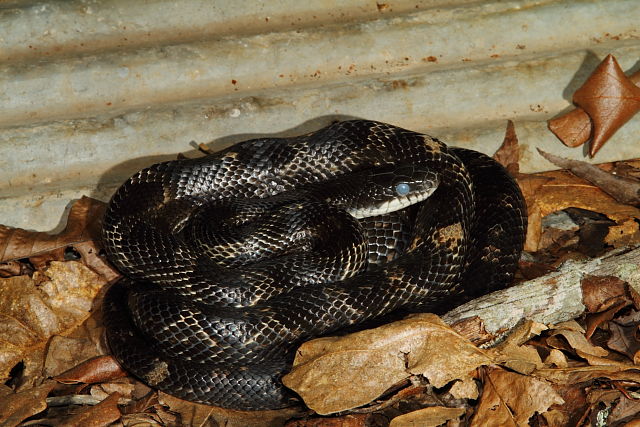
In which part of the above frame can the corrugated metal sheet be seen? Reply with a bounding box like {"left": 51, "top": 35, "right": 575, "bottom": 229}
{"left": 2, "top": 0, "right": 640, "bottom": 230}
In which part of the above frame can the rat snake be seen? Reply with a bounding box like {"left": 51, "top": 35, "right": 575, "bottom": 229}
{"left": 102, "top": 120, "right": 526, "bottom": 410}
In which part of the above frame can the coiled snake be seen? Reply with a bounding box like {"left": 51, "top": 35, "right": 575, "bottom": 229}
{"left": 102, "top": 120, "right": 526, "bottom": 410}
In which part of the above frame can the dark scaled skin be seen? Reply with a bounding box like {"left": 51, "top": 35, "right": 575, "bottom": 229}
{"left": 102, "top": 120, "right": 527, "bottom": 410}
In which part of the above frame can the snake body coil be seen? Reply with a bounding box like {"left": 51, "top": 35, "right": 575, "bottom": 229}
{"left": 102, "top": 120, "right": 526, "bottom": 409}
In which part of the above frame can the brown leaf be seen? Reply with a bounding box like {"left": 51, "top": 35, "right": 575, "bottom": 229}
{"left": 90, "top": 381, "right": 136, "bottom": 403}
{"left": 515, "top": 173, "right": 554, "bottom": 251}
{"left": 576, "top": 389, "right": 626, "bottom": 425}
{"left": 538, "top": 149, "right": 640, "bottom": 207}
{"left": 75, "top": 241, "right": 120, "bottom": 282}
{"left": 585, "top": 302, "right": 627, "bottom": 340}
{"left": 517, "top": 173, "right": 554, "bottom": 204}
{"left": 282, "top": 313, "right": 492, "bottom": 414}
{"left": 607, "top": 322, "right": 640, "bottom": 361}
{"left": 549, "top": 65, "right": 640, "bottom": 154}
{"left": 63, "top": 391, "right": 122, "bottom": 427}
{"left": 518, "top": 260, "right": 557, "bottom": 281}
{"left": 609, "top": 159, "right": 640, "bottom": 180}
{"left": 389, "top": 406, "right": 465, "bottom": 427}
{"left": 547, "top": 320, "right": 608, "bottom": 357}
{"left": 548, "top": 108, "right": 592, "bottom": 148}
{"left": 534, "top": 364, "right": 640, "bottom": 385}
{"left": 493, "top": 120, "right": 520, "bottom": 176}
{"left": 573, "top": 54, "right": 640, "bottom": 157}
{"left": 0, "top": 197, "right": 118, "bottom": 281}
{"left": 159, "top": 392, "right": 300, "bottom": 427}
{"left": 518, "top": 168, "right": 640, "bottom": 252}
{"left": 450, "top": 376, "right": 479, "bottom": 399}
{"left": 609, "top": 395, "right": 640, "bottom": 425}
{"left": 0, "top": 381, "right": 55, "bottom": 426}
{"left": 449, "top": 316, "right": 493, "bottom": 346}
{"left": 119, "top": 386, "right": 157, "bottom": 415}
{"left": 573, "top": 349, "right": 631, "bottom": 368}
{"left": 544, "top": 349, "right": 568, "bottom": 369}
{"left": 0, "top": 261, "right": 107, "bottom": 382}
{"left": 0, "top": 261, "right": 31, "bottom": 278}
{"left": 581, "top": 274, "right": 630, "bottom": 313}
{"left": 470, "top": 367, "right": 563, "bottom": 426}
{"left": 524, "top": 206, "right": 544, "bottom": 251}
{"left": 541, "top": 409, "right": 568, "bottom": 427}
{"left": 544, "top": 383, "right": 588, "bottom": 426}
{"left": 489, "top": 320, "right": 546, "bottom": 375}
{"left": 44, "top": 335, "right": 104, "bottom": 379}
{"left": 55, "top": 355, "right": 126, "bottom": 385}
{"left": 286, "top": 414, "right": 379, "bottom": 427}
{"left": 615, "top": 308, "right": 640, "bottom": 326}
{"left": 0, "top": 196, "right": 103, "bottom": 261}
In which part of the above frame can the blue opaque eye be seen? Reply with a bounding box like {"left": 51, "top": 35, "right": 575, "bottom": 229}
{"left": 395, "top": 183, "right": 410, "bottom": 196}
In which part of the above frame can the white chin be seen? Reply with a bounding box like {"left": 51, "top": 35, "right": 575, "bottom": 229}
{"left": 349, "top": 187, "right": 436, "bottom": 219}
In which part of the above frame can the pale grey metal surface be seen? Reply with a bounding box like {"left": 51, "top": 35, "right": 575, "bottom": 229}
{"left": 2, "top": 0, "right": 640, "bottom": 230}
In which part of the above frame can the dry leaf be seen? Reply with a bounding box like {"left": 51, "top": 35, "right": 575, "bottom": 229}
{"left": 0, "top": 196, "right": 119, "bottom": 281}
{"left": 549, "top": 58, "right": 640, "bottom": 155}
{"left": 493, "top": 120, "right": 520, "bottom": 176}
{"left": 544, "top": 349, "right": 568, "bottom": 369}
{"left": 0, "top": 381, "right": 56, "bottom": 426}
{"left": 0, "top": 261, "right": 107, "bottom": 381}
{"left": 538, "top": 149, "right": 640, "bottom": 207}
{"left": 389, "top": 406, "right": 465, "bottom": 427}
{"left": 518, "top": 259, "right": 557, "bottom": 281}
{"left": 574, "top": 349, "right": 631, "bottom": 368}
{"left": 471, "top": 367, "right": 563, "bottom": 426}
{"left": 157, "top": 393, "right": 218, "bottom": 427}
{"left": 546, "top": 383, "right": 588, "bottom": 426}
{"left": 614, "top": 308, "right": 640, "bottom": 326}
{"left": 63, "top": 392, "right": 122, "bottom": 427}
{"left": 43, "top": 334, "right": 104, "bottom": 379}
{"left": 548, "top": 321, "right": 608, "bottom": 357}
{"left": 581, "top": 274, "right": 630, "bottom": 313}
{"left": 286, "top": 413, "right": 380, "bottom": 427}
{"left": 573, "top": 54, "right": 640, "bottom": 156}
{"left": 489, "top": 320, "right": 546, "bottom": 374}
{"left": 584, "top": 301, "right": 626, "bottom": 340}
{"left": 449, "top": 316, "right": 493, "bottom": 346}
{"left": 516, "top": 174, "right": 554, "bottom": 251}
{"left": 607, "top": 322, "right": 640, "bottom": 362}
{"left": 548, "top": 108, "right": 593, "bottom": 148}
{"left": 519, "top": 168, "right": 640, "bottom": 251}
{"left": 159, "top": 392, "right": 300, "bottom": 427}
{"left": 120, "top": 412, "right": 165, "bottom": 426}
{"left": 119, "top": 387, "right": 158, "bottom": 416}
{"left": 535, "top": 365, "right": 640, "bottom": 385}
{"left": 55, "top": 355, "right": 126, "bottom": 385}
{"left": 283, "top": 313, "right": 492, "bottom": 414}
{"left": 493, "top": 341, "right": 542, "bottom": 375}
{"left": 609, "top": 395, "right": 640, "bottom": 425}
{"left": 542, "top": 409, "right": 568, "bottom": 427}
{"left": 90, "top": 381, "right": 136, "bottom": 403}
{"left": 449, "top": 376, "right": 479, "bottom": 400}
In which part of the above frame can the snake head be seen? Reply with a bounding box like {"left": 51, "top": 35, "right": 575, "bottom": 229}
{"left": 346, "top": 164, "right": 439, "bottom": 219}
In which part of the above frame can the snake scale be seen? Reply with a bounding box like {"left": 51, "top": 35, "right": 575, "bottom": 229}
{"left": 102, "top": 120, "right": 527, "bottom": 410}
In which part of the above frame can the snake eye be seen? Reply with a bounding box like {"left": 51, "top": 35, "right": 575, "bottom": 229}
{"left": 395, "top": 183, "right": 410, "bottom": 196}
